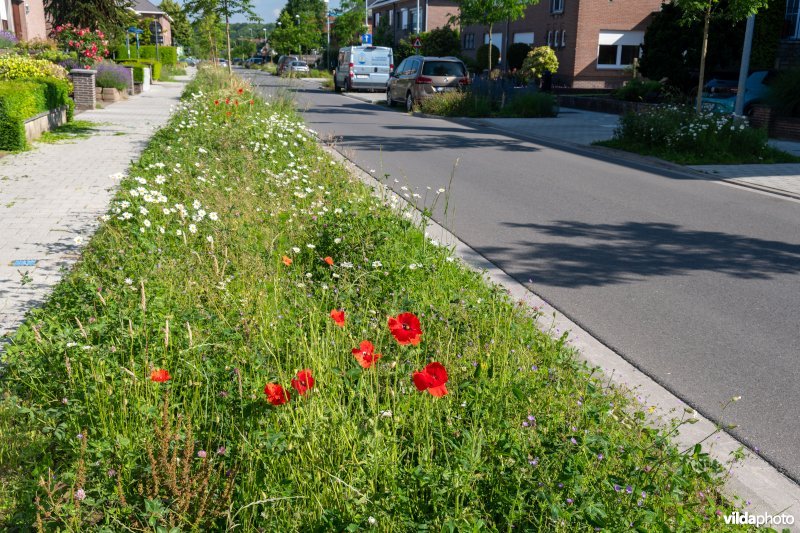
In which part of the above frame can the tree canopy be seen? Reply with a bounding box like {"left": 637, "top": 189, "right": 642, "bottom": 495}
{"left": 331, "top": 0, "right": 366, "bottom": 47}
{"left": 159, "top": 0, "right": 193, "bottom": 45}
{"left": 44, "top": 0, "right": 134, "bottom": 36}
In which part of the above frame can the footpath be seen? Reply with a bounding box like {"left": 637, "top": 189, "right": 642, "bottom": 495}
{"left": 0, "top": 75, "right": 190, "bottom": 339}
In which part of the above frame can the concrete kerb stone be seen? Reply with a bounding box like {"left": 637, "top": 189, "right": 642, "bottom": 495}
{"left": 318, "top": 140, "right": 800, "bottom": 528}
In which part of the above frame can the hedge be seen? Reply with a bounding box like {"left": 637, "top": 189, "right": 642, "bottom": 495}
{"left": 115, "top": 44, "right": 177, "bottom": 66}
{"left": 137, "top": 58, "right": 162, "bottom": 80}
{"left": 119, "top": 58, "right": 161, "bottom": 81}
{"left": 0, "top": 77, "right": 72, "bottom": 150}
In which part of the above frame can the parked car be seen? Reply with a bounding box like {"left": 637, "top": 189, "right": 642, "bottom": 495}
{"left": 244, "top": 56, "right": 265, "bottom": 68}
{"left": 179, "top": 57, "right": 199, "bottom": 67}
{"left": 233, "top": 57, "right": 244, "bottom": 66}
{"left": 218, "top": 58, "right": 229, "bottom": 67}
{"left": 333, "top": 45, "right": 393, "bottom": 93}
{"left": 277, "top": 55, "right": 300, "bottom": 75}
{"left": 387, "top": 55, "right": 470, "bottom": 111}
{"left": 286, "top": 60, "right": 310, "bottom": 75}
{"left": 700, "top": 70, "right": 773, "bottom": 115}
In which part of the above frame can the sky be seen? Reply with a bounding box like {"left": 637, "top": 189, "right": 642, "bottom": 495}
{"left": 175, "top": 0, "right": 343, "bottom": 24}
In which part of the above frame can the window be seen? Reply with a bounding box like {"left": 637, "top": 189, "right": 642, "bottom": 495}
{"left": 374, "top": 12, "right": 379, "bottom": 27}
{"left": 597, "top": 30, "right": 644, "bottom": 68}
{"left": 547, "top": 30, "right": 552, "bottom": 46}
{"left": 409, "top": 9, "right": 416, "bottom": 31}
{"left": 561, "top": 30, "right": 566, "bottom": 48}
{"left": 513, "top": 32, "right": 534, "bottom": 44}
{"left": 463, "top": 33, "right": 475, "bottom": 50}
{"left": 421, "top": 60, "right": 466, "bottom": 76}
{"left": 785, "top": 0, "right": 800, "bottom": 39}
{"left": 550, "top": 0, "right": 564, "bottom": 14}
{"left": 484, "top": 33, "right": 503, "bottom": 57}
{"left": 389, "top": 10, "right": 393, "bottom": 25}
{"left": 401, "top": 9, "right": 407, "bottom": 30}
{"left": 554, "top": 30, "right": 560, "bottom": 48}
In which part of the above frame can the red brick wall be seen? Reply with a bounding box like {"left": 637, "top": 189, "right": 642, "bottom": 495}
{"left": 372, "top": 0, "right": 458, "bottom": 47}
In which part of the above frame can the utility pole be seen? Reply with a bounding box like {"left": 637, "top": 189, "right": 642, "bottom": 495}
{"left": 734, "top": 14, "right": 755, "bottom": 117}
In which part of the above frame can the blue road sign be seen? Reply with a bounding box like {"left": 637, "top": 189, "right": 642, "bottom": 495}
{"left": 361, "top": 33, "right": 372, "bottom": 45}
{"left": 128, "top": 27, "right": 143, "bottom": 34}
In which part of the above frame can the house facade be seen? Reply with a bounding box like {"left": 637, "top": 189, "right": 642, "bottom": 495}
{"left": 779, "top": 0, "right": 800, "bottom": 68}
{"left": 462, "top": 0, "right": 662, "bottom": 88}
{"left": 369, "top": 0, "right": 459, "bottom": 47}
{"left": 1, "top": 0, "right": 47, "bottom": 41}
{"left": 132, "top": 0, "right": 173, "bottom": 46}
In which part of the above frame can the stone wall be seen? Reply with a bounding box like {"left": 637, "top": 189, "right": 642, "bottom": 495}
{"left": 70, "top": 69, "right": 97, "bottom": 110}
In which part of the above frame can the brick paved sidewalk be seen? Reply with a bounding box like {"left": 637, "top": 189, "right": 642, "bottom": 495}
{"left": 0, "top": 79, "right": 188, "bottom": 339}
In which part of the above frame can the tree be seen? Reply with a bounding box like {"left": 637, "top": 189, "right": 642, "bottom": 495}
{"left": 185, "top": 0, "right": 258, "bottom": 73}
{"left": 160, "top": 0, "right": 193, "bottom": 46}
{"left": 672, "top": 0, "right": 768, "bottom": 112}
{"left": 421, "top": 26, "right": 460, "bottom": 57}
{"left": 455, "top": 0, "right": 539, "bottom": 72}
{"left": 269, "top": 11, "right": 302, "bottom": 55}
{"left": 521, "top": 45, "right": 558, "bottom": 82}
{"left": 374, "top": 12, "right": 392, "bottom": 47}
{"left": 192, "top": 10, "right": 224, "bottom": 59}
{"left": 44, "top": 0, "right": 134, "bottom": 37}
{"left": 332, "top": 0, "right": 366, "bottom": 47}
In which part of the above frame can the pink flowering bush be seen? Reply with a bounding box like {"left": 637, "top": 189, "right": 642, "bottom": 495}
{"left": 53, "top": 23, "right": 109, "bottom": 68}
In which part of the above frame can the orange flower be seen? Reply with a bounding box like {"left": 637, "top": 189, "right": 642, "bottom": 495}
{"left": 150, "top": 368, "right": 171, "bottom": 383}
{"left": 264, "top": 383, "right": 289, "bottom": 405}
{"left": 388, "top": 312, "right": 422, "bottom": 346}
{"left": 282, "top": 255, "right": 293, "bottom": 266}
{"left": 237, "top": 87, "right": 244, "bottom": 94}
{"left": 330, "top": 309, "right": 345, "bottom": 327}
{"left": 413, "top": 362, "right": 449, "bottom": 397}
{"left": 323, "top": 256, "right": 334, "bottom": 266}
{"left": 352, "top": 340, "right": 381, "bottom": 369}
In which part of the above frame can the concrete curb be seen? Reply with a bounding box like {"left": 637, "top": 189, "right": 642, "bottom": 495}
{"left": 319, "top": 140, "right": 800, "bottom": 529}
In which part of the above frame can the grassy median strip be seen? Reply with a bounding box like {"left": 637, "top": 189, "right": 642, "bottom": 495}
{"left": 1, "top": 68, "right": 753, "bottom": 531}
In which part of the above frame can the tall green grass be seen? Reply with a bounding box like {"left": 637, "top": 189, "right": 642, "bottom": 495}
{"left": 0, "top": 67, "right": 752, "bottom": 531}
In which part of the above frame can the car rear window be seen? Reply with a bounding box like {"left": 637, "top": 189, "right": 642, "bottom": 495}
{"left": 422, "top": 61, "right": 465, "bottom": 77}
{"left": 292, "top": 61, "right": 307, "bottom": 66}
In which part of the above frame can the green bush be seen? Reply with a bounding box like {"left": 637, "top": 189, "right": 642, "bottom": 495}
{"left": 119, "top": 60, "right": 155, "bottom": 82}
{"left": 601, "top": 104, "right": 796, "bottom": 164}
{"left": 613, "top": 78, "right": 663, "bottom": 102}
{"left": 0, "top": 79, "right": 49, "bottom": 150}
{"left": 139, "top": 45, "right": 178, "bottom": 65}
{"left": 137, "top": 58, "right": 162, "bottom": 80}
{"left": 769, "top": 68, "right": 800, "bottom": 118}
{"left": 417, "top": 90, "right": 493, "bottom": 117}
{"left": 501, "top": 92, "right": 558, "bottom": 117}
{"left": 475, "top": 44, "right": 500, "bottom": 71}
{"left": 0, "top": 54, "right": 70, "bottom": 82}
{"left": 507, "top": 43, "right": 531, "bottom": 70}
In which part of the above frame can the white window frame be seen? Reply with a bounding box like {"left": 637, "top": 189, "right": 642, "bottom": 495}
{"left": 550, "top": 0, "right": 564, "bottom": 14}
{"left": 401, "top": 9, "right": 408, "bottom": 30}
{"left": 547, "top": 30, "right": 552, "bottom": 47}
{"left": 554, "top": 30, "right": 560, "bottom": 48}
{"left": 513, "top": 32, "right": 534, "bottom": 45}
{"left": 597, "top": 30, "right": 644, "bottom": 69}
{"left": 561, "top": 30, "right": 566, "bottom": 48}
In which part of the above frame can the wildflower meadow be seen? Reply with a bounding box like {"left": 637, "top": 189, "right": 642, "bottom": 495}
{"left": 0, "top": 68, "right": 759, "bottom": 531}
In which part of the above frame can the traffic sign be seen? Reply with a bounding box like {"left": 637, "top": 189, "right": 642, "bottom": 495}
{"left": 413, "top": 37, "right": 422, "bottom": 49}
{"left": 361, "top": 33, "right": 372, "bottom": 45}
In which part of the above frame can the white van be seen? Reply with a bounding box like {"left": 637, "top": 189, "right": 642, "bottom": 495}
{"left": 334, "top": 45, "right": 393, "bottom": 92}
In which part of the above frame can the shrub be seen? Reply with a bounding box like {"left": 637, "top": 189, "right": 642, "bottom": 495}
{"left": 475, "top": 44, "right": 500, "bottom": 71}
{"left": 501, "top": 92, "right": 558, "bottom": 117}
{"left": 605, "top": 104, "right": 795, "bottom": 164}
{"left": 137, "top": 58, "right": 162, "bottom": 80}
{"left": 53, "top": 23, "right": 110, "bottom": 67}
{"left": 521, "top": 46, "right": 559, "bottom": 82}
{"left": 613, "top": 78, "right": 663, "bottom": 102}
{"left": 0, "top": 29, "right": 18, "bottom": 49}
{"left": 506, "top": 43, "right": 531, "bottom": 71}
{"left": 139, "top": 45, "right": 178, "bottom": 66}
{"left": 0, "top": 77, "right": 72, "bottom": 150}
{"left": 420, "top": 26, "right": 461, "bottom": 58}
{"left": 417, "top": 90, "right": 493, "bottom": 117}
{"left": 95, "top": 62, "right": 130, "bottom": 90}
{"left": 119, "top": 60, "right": 153, "bottom": 82}
{"left": 0, "top": 55, "right": 70, "bottom": 83}
{"left": 768, "top": 68, "right": 800, "bottom": 118}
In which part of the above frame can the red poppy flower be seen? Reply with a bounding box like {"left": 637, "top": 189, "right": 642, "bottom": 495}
{"left": 388, "top": 312, "right": 422, "bottom": 345}
{"left": 264, "top": 383, "right": 289, "bottom": 405}
{"left": 214, "top": 99, "right": 219, "bottom": 105}
{"left": 352, "top": 340, "right": 382, "bottom": 369}
{"left": 282, "top": 255, "right": 293, "bottom": 266}
{"left": 291, "top": 369, "right": 315, "bottom": 396}
{"left": 150, "top": 368, "right": 171, "bottom": 382}
{"left": 225, "top": 98, "right": 230, "bottom": 105}
{"left": 234, "top": 100, "right": 239, "bottom": 106}
{"left": 323, "top": 256, "right": 334, "bottom": 266}
{"left": 237, "top": 87, "right": 244, "bottom": 94}
{"left": 413, "top": 362, "right": 449, "bottom": 397}
{"left": 226, "top": 111, "right": 231, "bottom": 116}
{"left": 249, "top": 100, "right": 254, "bottom": 105}
{"left": 330, "top": 309, "right": 345, "bottom": 327}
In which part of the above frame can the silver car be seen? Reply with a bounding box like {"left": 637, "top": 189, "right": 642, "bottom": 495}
{"left": 286, "top": 61, "right": 310, "bottom": 75}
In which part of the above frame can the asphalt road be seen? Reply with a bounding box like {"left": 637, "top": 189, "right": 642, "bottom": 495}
{"left": 243, "top": 71, "right": 800, "bottom": 482}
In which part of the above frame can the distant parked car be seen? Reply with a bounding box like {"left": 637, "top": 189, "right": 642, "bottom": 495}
{"left": 286, "top": 60, "right": 310, "bottom": 75}
{"left": 700, "top": 70, "right": 773, "bottom": 115}
{"left": 387, "top": 55, "right": 469, "bottom": 112}
{"left": 218, "top": 58, "right": 229, "bottom": 67}
{"left": 277, "top": 55, "right": 300, "bottom": 75}
{"left": 244, "top": 57, "right": 264, "bottom": 68}
{"left": 179, "top": 57, "right": 199, "bottom": 67}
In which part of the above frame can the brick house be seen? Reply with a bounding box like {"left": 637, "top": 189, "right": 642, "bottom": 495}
{"left": 132, "top": 0, "right": 172, "bottom": 46}
{"left": 778, "top": 0, "right": 800, "bottom": 68}
{"left": 1, "top": 0, "right": 47, "bottom": 41}
{"left": 462, "top": 0, "right": 662, "bottom": 88}
{"left": 369, "top": 0, "right": 459, "bottom": 47}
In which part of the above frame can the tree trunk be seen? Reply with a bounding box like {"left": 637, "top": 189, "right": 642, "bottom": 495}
{"left": 225, "top": 5, "right": 233, "bottom": 75}
{"left": 488, "top": 23, "right": 493, "bottom": 73}
{"left": 695, "top": 2, "right": 711, "bottom": 114}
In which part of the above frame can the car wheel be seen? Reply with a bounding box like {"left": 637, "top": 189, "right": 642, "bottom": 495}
{"left": 346, "top": 78, "right": 353, "bottom": 92}
{"left": 386, "top": 88, "right": 395, "bottom": 107}
{"left": 405, "top": 92, "right": 414, "bottom": 112}
{"left": 334, "top": 78, "right": 342, "bottom": 93}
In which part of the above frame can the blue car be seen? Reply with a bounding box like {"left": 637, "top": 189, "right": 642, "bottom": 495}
{"left": 700, "top": 71, "right": 771, "bottom": 115}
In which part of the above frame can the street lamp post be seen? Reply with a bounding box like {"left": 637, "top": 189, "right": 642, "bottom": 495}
{"left": 324, "top": 0, "right": 331, "bottom": 70}
{"left": 295, "top": 15, "right": 302, "bottom": 56}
